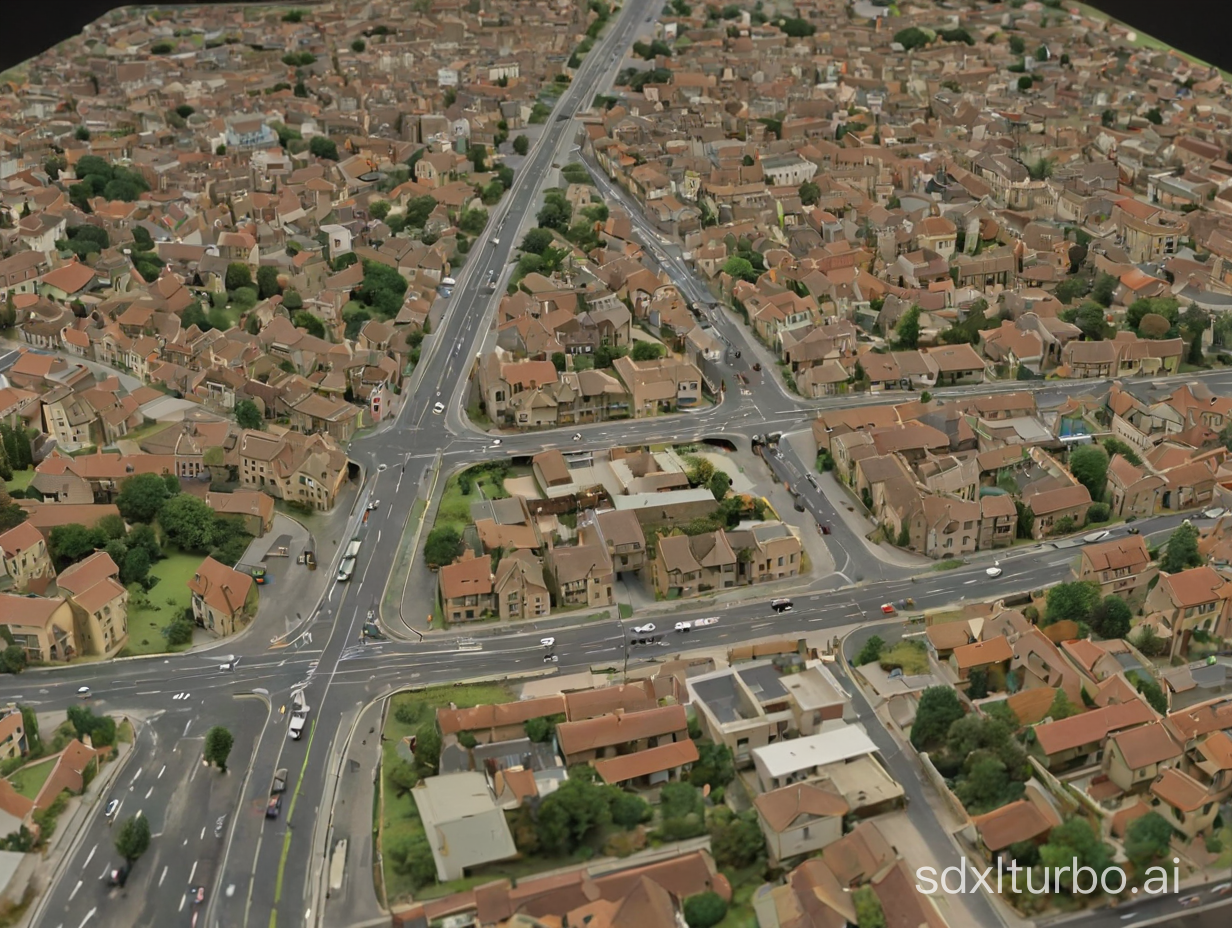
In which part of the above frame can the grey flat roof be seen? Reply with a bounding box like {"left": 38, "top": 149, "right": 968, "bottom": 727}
{"left": 692, "top": 673, "right": 748, "bottom": 724}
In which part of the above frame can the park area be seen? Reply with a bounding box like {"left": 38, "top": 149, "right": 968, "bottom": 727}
{"left": 122, "top": 551, "right": 202, "bottom": 655}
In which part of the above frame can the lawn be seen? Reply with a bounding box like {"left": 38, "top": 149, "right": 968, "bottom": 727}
{"left": 380, "top": 683, "right": 512, "bottom": 905}
{"left": 433, "top": 465, "right": 512, "bottom": 536}
{"left": 879, "top": 640, "right": 930, "bottom": 676}
{"left": 120, "top": 420, "right": 174, "bottom": 446}
{"left": 4, "top": 468, "right": 35, "bottom": 494}
{"left": 8, "top": 757, "right": 55, "bottom": 801}
{"left": 123, "top": 551, "right": 202, "bottom": 655}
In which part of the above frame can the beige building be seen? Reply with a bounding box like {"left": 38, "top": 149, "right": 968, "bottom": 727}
{"left": 1143, "top": 566, "right": 1232, "bottom": 659}
{"left": 0, "top": 593, "right": 77, "bottom": 662}
{"left": 1103, "top": 721, "right": 1184, "bottom": 793}
{"left": 57, "top": 551, "right": 129, "bottom": 657}
{"left": 0, "top": 521, "right": 55, "bottom": 593}
{"left": 611, "top": 355, "right": 704, "bottom": 417}
{"left": 493, "top": 550, "right": 550, "bottom": 620}
{"left": 554, "top": 704, "right": 689, "bottom": 767}
{"left": 411, "top": 771, "right": 518, "bottom": 882}
{"left": 753, "top": 782, "right": 848, "bottom": 865}
{"left": 1077, "top": 535, "right": 1156, "bottom": 598}
{"left": 187, "top": 556, "right": 256, "bottom": 638}
{"left": 546, "top": 544, "right": 614, "bottom": 608}
{"left": 236, "top": 429, "right": 349, "bottom": 512}
{"left": 689, "top": 660, "right": 849, "bottom": 767}
{"left": 578, "top": 508, "right": 647, "bottom": 576}
{"left": 439, "top": 551, "right": 495, "bottom": 623}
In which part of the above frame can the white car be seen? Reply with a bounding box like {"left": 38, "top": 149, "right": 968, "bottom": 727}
{"left": 367, "top": 500, "right": 380, "bottom": 511}
{"left": 572, "top": 433, "right": 582, "bottom": 441}
{"left": 377, "top": 463, "right": 388, "bottom": 472}
{"left": 1083, "top": 530, "right": 1111, "bottom": 544}
{"left": 432, "top": 402, "right": 445, "bottom": 415}
{"left": 1203, "top": 508, "right": 1226, "bottom": 519}
{"left": 985, "top": 566, "right": 1003, "bottom": 578}
{"left": 632, "top": 623, "right": 655, "bottom": 634}
{"left": 104, "top": 799, "right": 120, "bottom": 818}
{"left": 695, "top": 616, "right": 719, "bottom": 627}
{"left": 77, "top": 686, "right": 91, "bottom": 699}
{"left": 491, "top": 438, "right": 502, "bottom": 446}
{"left": 540, "top": 637, "right": 556, "bottom": 648}
{"left": 674, "top": 622, "right": 692, "bottom": 632}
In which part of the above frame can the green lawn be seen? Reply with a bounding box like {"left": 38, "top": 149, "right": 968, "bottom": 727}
{"left": 5, "top": 468, "right": 35, "bottom": 494}
{"left": 380, "top": 684, "right": 512, "bottom": 904}
{"left": 123, "top": 551, "right": 202, "bottom": 655}
{"left": 8, "top": 757, "right": 56, "bottom": 801}
{"left": 879, "top": 641, "right": 930, "bottom": 676}
{"left": 120, "top": 420, "right": 174, "bottom": 446}
{"left": 433, "top": 465, "right": 512, "bottom": 536}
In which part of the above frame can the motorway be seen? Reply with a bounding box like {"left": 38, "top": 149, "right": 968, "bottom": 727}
{"left": 7, "top": 1, "right": 1232, "bottom": 926}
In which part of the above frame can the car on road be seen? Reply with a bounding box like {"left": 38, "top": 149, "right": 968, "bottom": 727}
{"left": 793, "top": 495, "right": 805, "bottom": 512}
{"left": 214, "top": 814, "right": 227, "bottom": 837}
{"left": 543, "top": 654, "right": 558, "bottom": 663}
{"left": 632, "top": 623, "right": 655, "bottom": 634}
{"left": 695, "top": 616, "right": 719, "bottom": 627}
{"left": 367, "top": 500, "right": 380, "bottom": 511}
{"left": 880, "top": 603, "right": 896, "bottom": 615}
{"left": 1127, "top": 527, "right": 1140, "bottom": 534}
{"left": 271, "top": 768, "right": 288, "bottom": 794}
{"left": 105, "top": 799, "right": 120, "bottom": 819}
{"left": 674, "top": 621, "right": 692, "bottom": 632}
{"left": 1179, "top": 895, "right": 1201, "bottom": 907}
{"left": 491, "top": 237, "right": 500, "bottom": 246}
{"left": 190, "top": 886, "right": 205, "bottom": 904}
{"left": 491, "top": 438, "right": 502, "bottom": 446}
{"left": 219, "top": 660, "right": 236, "bottom": 672}
{"left": 986, "top": 565, "right": 1003, "bottom": 578}
{"left": 572, "top": 433, "right": 582, "bottom": 441}
{"left": 1211, "top": 883, "right": 1232, "bottom": 896}
{"left": 288, "top": 713, "right": 307, "bottom": 740}
{"left": 1083, "top": 530, "right": 1112, "bottom": 543}
{"left": 77, "top": 685, "right": 91, "bottom": 698}
{"left": 266, "top": 796, "right": 282, "bottom": 819}
{"left": 540, "top": 637, "right": 555, "bottom": 648}
{"left": 377, "top": 463, "right": 387, "bottom": 472}
{"left": 752, "top": 362, "right": 762, "bottom": 371}
{"left": 1204, "top": 507, "right": 1226, "bottom": 519}
{"left": 806, "top": 474, "right": 818, "bottom": 489}
{"left": 108, "top": 864, "right": 129, "bottom": 887}
{"left": 432, "top": 401, "right": 445, "bottom": 415}
{"left": 770, "top": 598, "right": 793, "bottom": 613}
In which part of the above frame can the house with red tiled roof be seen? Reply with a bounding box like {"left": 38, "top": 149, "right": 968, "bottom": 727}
{"left": 1143, "top": 566, "right": 1232, "bottom": 659}
{"left": 1103, "top": 721, "right": 1184, "bottom": 792}
{"left": 0, "top": 520, "right": 55, "bottom": 593}
{"left": 1032, "top": 698, "right": 1156, "bottom": 770}
{"left": 753, "top": 781, "right": 849, "bottom": 864}
{"left": 1077, "top": 535, "right": 1155, "bottom": 598}
{"left": 1149, "top": 767, "right": 1219, "bottom": 839}
{"left": 187, "top": 556, "right": 256, "bottom": 638}
{"left": 971, "top": 795, "right": 1061, "bottom": 860}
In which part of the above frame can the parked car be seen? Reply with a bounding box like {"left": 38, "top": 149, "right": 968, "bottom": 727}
{"left": 1204, "top": 508, "right": 1226, "bottom": 519}
{"left": 1127, "top": 527, "right": 1140, "bottom": 534}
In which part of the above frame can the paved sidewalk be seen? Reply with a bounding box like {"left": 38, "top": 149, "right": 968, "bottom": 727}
{"left": 321, "top": 700, "right": 386, "bottom": 928}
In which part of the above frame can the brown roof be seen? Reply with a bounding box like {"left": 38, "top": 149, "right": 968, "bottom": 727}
{"left": 564, "top": 683, "right": 656, "bottom": 721}
{"left": 820, "top": 820, "right": 896, "bottom": 886}
{"left": 0, "top": 593, "right": 67, "bottom": 629}
{"left": 925, "top": 622, "right": 973, "bottom": 652}
{"left": 1034, "top": 699, "right": 1156, "bottom": 756}
{"left": 1082, "top": 535, "right": 1150, "bottom": 572}
{"left": 1150, "top": 767, "right": 1211, "bottom": 813}
{"left": 556, "top": 705, "right": 687, "bottom": 757}
{"left": 0, "top": 521, "right": 43, "bottom": 555}
{"left": 533, "top": 449, "right": 572, "bottom": 487}
{"left": 593, "top": 739, "right": 699, "bottom": 784}
{"left": 972, "top": 799, "right": 1056, "bottom": 851}
{"left": 1110, "top": 721, "right": 1183, "bottom": 769}
{"left": 1025, "top": 483, "right": 1091, "bottom": 514}
{"left": 1158, "top": 566, "right": 1228, "bottom": 608}
{"left": 436, "top": 695, "right": 566, "bottom": 736}
{"left": 952, "top": 635, "right": 1012, "bottom": 670}
{"left": 54, "top": 551, "right": 119, "bottom": 596}
{"left": 753, "top": 781, "right": 849, "bottom": 832}
{"left": 438, "top": 553, "right": 493, "bottom": 600}
{"left": 186, "top": 556, "right": 253, "bottom": 617}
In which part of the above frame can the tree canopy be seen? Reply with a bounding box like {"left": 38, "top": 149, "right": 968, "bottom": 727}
{"left": 1161, "top": 521, "right": 1202, "bottom": 574}
{"left": 115, "top": 814, "right": 151, "bottom": 863}
{"left": 1044, "top": 580, "right": 1101, "bottom": 625}
{"left": 115, "top": 472, "right": 171, "bottom": 524}
{"left": 910, "top": 686, "right": 964, "bottom": 749}
{"left": 1068, "top": 445, "right": 1108, "bottom": 502}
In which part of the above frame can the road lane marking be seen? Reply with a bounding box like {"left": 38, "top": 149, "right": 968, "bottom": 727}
{"left": 136, "top": 691, "right": 161, "bottom": 696}
{"left": 130, "top": 767, "right": 143, "bottom": 785}
{"left": 77, "top": 908, "right": 96, "bottom": 928}
{"left": 159, "top": 866, "right": 167, "bottom": 887}
{"left": 189, "top": 860, "right": 197, "bottom": 883}
{"left": 145, "top": 787, "right": 153, "bottom": 799}
{"left": 83, "top": 844, "right": 96, "bottom": 868}
{"left": 751, "top": 622, "right": 772, "bottom": 630}
{"left": 98, "top": 864, "right": 108, "bottom": 880}
{"left": 158, "top": 765, "right": 165, "bottom": 779}
{"left": 69, "top": 880, "right": 82, "bottom": 901}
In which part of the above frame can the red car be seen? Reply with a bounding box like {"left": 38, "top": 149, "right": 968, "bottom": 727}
{"left": 880, "top": 604, "right": 896, "bottom": 615}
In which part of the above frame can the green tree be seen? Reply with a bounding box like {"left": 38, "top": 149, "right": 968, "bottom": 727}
{"left": 404, "top": 195, "right": 437, "bottom": 227}
{"left": 225, "top": 263, "right": 253, "bottom": 292}
{"left": 293, "top": 310, "right": 326, "bottom": 338}
{"left": 49, "top": 523, "right": 104, "bottom": 568}
{"left": 1091, "top": 272, "right": 1117, "bottom": 307}
{"left": 1136, "top": 677, "right": 1168, "bottom": 714}
{"left": 684, "top": 892, "right": 728, "bottom": 928}
{"left": 1101, "top": 437, "right": 1142, "bottom": 467}
{"left": 256, "top": 265, "right": 282, "bottom": 300}
{"left": 521, "top": 227, "right": 555, "bottom": 255}
{"left": 953, "top": 756, "right": 1022, "bottom": 814}
{"left": 711, "top": 811, "right": 764, "bottom": 868}
{"left": 894, "top": 305, "right": 921, "bottom": 349}
{"left": 1045, "top": 580, "right": 1101, "bottom": 625}
{"left": 1009, "top": 35, "right": 1025, "bottom": 54}
{"left": 910, "top": 686, "right": 964, "bottom": 749}
{"left": 164, "top": 617, "right": 194, "bottom": 646}
{"left": 1090, "top": 596, "right": 1132, "bottom": 639}
{"left": 127, "top": 523, "right": 161, "bottom": 561}
{"left": 722, "top": 256, "right": 758, "bottom": 283}
{"left": 235, "top": 399, "right": 263, "bottom": 430}
{"left": 204, "top": 726, "right": 234, "bottom": 772}
{"left": 513, "top": 135, "right": 529, "bottom": 156}
{"left": 389, "top": 832, "right": 436, "bottom": 889}
{"left": 0, "top": 646, "right": 27, "bottom": 675}
{"left": 1125, "top": 811, "right": 1173, "bottom": 869}
{"left": 1161, "top": 521, "right": 1202, "bottom": 573}
{"left": 631, "top": 340, "right": 665, "bottom": 361}
{"left": 708, "top": 471, "right": 732, "bottom": 501}
{"left": 855, "top": 635, "right": 886, "bottom": 666}
{"left": 798, "top": 181, "right": 820, "bottom": 205}
{"left": 350, "top": 38, "right": 366, "bottom": 53}
{"left": 609, "top": 790, "right": 651, "bottom": 827}
{"left": 1038, "top": 818, "right": 1112, "bottom": 894}
{"left": 967, "top": 667, "right": 989, "bottom": 700}
{"left": 689, "top": 742, "right": 734, "bottom": 790}
{"left": 1068, "top": 444, "right": 1108, "bottom": 502}
{"left": 535, "top": 776, "right": 612, "bottom": 854}
{"left": 158, "top": 494, "right": 216, "bottom": 552}
{"left": 424, "top": 527, "right": 463, "bottom": 568}
{"left": 114, "top": 814, "right": 151, "bottom": 864}
{"left": 309, "top": 136, "right": 339, "bottom": 160}
{"left": 120, "top": 547, "right": 151, "bottom": 586}
{"left": 115, "top": 472, "right": 171, "bottom": 524}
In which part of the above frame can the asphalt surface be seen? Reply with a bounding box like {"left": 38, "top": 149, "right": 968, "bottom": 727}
{"left": 7, "top": 0, "right": 1232, "bottom": 924}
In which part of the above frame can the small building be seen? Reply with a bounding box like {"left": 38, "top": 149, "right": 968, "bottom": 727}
{"left": 0, "top": 593, "right": 77, "bottom": 662}
{"left": 187, "top": 556, "right": 256, "bottom": 638}
{"left": 1078, "top": 535, "right": 1156, "bottom": 598}
{"left": 0, "top": 521, "right": 55, "bottom": 593}
{"left": 411, "top": 771, "right": 518, "bottom": 881}
{"left": 753, "top": 781, "right": 849, "bottom": 864}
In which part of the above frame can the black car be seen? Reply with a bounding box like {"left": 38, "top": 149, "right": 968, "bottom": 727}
{"left": 266, "top": 796, "right": 282, "bottom": 819}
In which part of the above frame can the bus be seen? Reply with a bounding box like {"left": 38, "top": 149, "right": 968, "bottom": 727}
{"left": 336, "top": 537, "right": 361, "bottom": 581}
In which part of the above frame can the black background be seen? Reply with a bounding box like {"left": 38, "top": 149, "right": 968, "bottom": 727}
{"left": 0, "top": 2, "right": 1227, "bottom": 87}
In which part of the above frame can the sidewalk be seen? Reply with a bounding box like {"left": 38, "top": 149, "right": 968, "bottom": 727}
{"left": 18, "top": 733, "right": 137, "bottom": 928}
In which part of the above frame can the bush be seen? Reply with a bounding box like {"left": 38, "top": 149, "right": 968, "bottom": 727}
{"left": 163, "top": 618, "right": 195, "bottom": 646}
{"left": 609, "top": 790, "right": 651, "bottom": 827}
{"left": 684, "top": 892, "right": 728, "bottom": 928}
